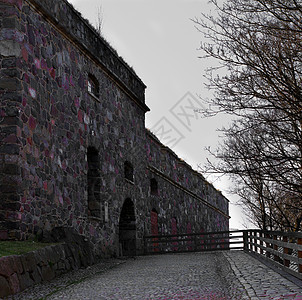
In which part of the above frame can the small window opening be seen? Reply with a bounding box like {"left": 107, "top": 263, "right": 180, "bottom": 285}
{"left": 87, "top": 147, "right": 101, "bottom": 218}
{"left": 150, "top": 178, "right": 158, "bottom": 195}
{"left": 88, "top": 74, "right": 99, "bottom": 98}
{"left": 124, "top": 161, "right": 134, "bottom": 181}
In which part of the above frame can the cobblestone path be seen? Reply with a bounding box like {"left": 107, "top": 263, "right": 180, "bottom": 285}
{"left": 224, "top": 251, "right": 302, "bottom": 299}
{"left": 46, "top": 252, "right": 247, "bottom": 300}
{"left": 8, "top": 251, "right": 302, "bottom": 300}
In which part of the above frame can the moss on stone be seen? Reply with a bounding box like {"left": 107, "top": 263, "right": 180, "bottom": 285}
{"left": 0, "top": 241, "right": 56, "bottom": 257}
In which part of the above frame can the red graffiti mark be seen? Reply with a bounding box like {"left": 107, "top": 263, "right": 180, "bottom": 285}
{"left": 21, "top": 45, "right": 28, "bottom": 62}
{"left": 49, "top": 67, "right": 56, "bottom": 79}
{"left": 151, "top": 210, "right": 159, "bottom": 252}
{"left": 78, "top": 110, "right": 83, "bottom": 123}
{"left": 28, "top": 116, "right": 36, "bottom": 130}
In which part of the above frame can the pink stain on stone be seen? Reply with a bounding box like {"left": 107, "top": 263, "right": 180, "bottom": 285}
{"left": 89, "top": 225, "right": 96, "bottom": 236}
{"left": 23, "top": 73, "right": 29, "bottom": 83}
{"left": 49, "top": 151, "right": 54, "bottom": 160}
{"left": 28, "top": 116, "right": 36, "bottom": 130}
{"left": 78, "top": 110, "right": 83, "bottom": 123}
{"left": 43, "top": 181, "right": 47, "bottom": 191}
{"left": 34, "top": 58, "right": 40, "bottom": 69}
{"left": 21, "top": 46, "right": 28, "bottom": 62}
{"left": 41, "top": 58, "right": 47, "bottom": 70}
{"left": 2, "top": 0, "right": 23, "bottom": 9}
{"left": 63, "top": 75, "right": 69, "bottom": 90}
{"left": 74, "top": 97, "right": 80, "bottom": 107}
{"left": 49, "top": 68, "right": 56, "bottom": 79}
{"left": 70, "top": 75, "right": 74, "bottom": 86}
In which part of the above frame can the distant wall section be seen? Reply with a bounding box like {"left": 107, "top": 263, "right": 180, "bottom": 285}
{"left": 144, "top": 131, "right": 229, "bottom": 236}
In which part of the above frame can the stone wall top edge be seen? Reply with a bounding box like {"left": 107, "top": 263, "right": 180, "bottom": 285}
{"left": 146, "top": 129, "right": 229, "bottom": 202}
{"left": 26, "top": 0, "right": 147, "bottom": 103}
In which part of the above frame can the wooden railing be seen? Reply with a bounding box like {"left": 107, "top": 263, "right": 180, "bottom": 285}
{"left": 144, "top": 229, "right": 302, "bottom": 280}
{"left": 244, "top": 230, "right": 302, "bottom": 280}
{"left": 143, "top": 230, "right": 244, "bottom": 254}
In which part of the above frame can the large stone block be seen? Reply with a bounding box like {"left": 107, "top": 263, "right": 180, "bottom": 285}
{"left": 21, "top": 251, "right": 36, "bottom": 272}
{"left": 0, "top": 40, "right": 21, "bottom": 57}
{"left": 18, "top": 271, "right": 34, "bottom": 291}
{"left": 0, "top": 144, "right": 19, "bottom": 155}
{"left": 0, "top": 256, "right": 14, "bottom": 277}
{"left": 10, "top": 255, "right": 23, "bottom": 274}
{"left": 30, "top": 267, "right": 42, "bottom": 284}
{"left": 0, "top": 229, "right": 8, "bottom": 240}
{"left": 8, "top": 272, "right": 20, "bottom": 294}
{"left": 0, "top": 275, "right": 11, "bottom": 298}
{"left": 40, "top": 265, "right": 55, "bottom": 281}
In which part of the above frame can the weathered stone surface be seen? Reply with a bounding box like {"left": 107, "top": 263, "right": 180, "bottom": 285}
{"left": 0, "top": 242, "right": 97, "bottom": 296}
{"left": 18, "top": 271, "right": 34, "bottom": 291}
{"left": 0, "top": 256, "right": 14, "bottom": 277}
{"left": 0, "top": 275, "right": 11, "bottom": 298}
{"left": 30, "top": 267, "right": 42, "bottom": 284}
{"left": 0, "top": 0, "right": 229, "bottom": 260}
{"left": 21, "top": 251, "right": 36, "bottom": 272}
{"left": 0, "top": 229, "right": 8, "bottom": 240}
{"left": 0, "top": 78, "right": 20, "bottom": 90}
{"left": 0, "top": 40, "right": 21, "bottom": 57}
{"left": 10, "top": 255, "right": 23, "bottom": 274}
{"left": 0, "top": 144, "right": 19, "bottom": 155}
{"left": 8, "top": 272, "right": 20, "bottom": 294}
{"left": 40, "top": 265, "right": 55, "bottom": 282}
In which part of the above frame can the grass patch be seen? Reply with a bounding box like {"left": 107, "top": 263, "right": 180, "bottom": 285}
{"left": 0, "top": 241, "right": 56, "bottom": 257}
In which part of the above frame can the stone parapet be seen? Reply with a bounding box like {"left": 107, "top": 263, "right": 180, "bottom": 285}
{"left": 0, "top": 241, "right": 95, "bottom": 298}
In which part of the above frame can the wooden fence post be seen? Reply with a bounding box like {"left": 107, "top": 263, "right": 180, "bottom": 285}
{"left": 265, "top": 233, "right": 271, "bottom": 258}
{"left": 298, "top": 238, "right": 302, "bottom": 274}
{"left": 273, "top": 235, "right": 279, "bottom": 262}
{"left": 243, "top": 231, "right": 248, "bottom": 251}
{"left": 283, "top": 236, "right": 290, "bottom": 268}
{"left": 254, "top": 231, "right": 258, "bottom": 253}
{"left": 260, "top": 231, "right": 263, "bottom": 255}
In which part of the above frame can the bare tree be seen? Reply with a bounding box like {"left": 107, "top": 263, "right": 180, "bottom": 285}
{"left": 194, "top": 0, "right": 302, "bottom": 231}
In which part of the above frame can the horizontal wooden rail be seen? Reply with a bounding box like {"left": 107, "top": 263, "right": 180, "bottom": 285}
{"left": 144, "top": 230, "right": 244, "bottom": 255}
{"left": 244, "top": 230, "right": 302, "bottom": 280}
{"left": 143, "top": 229, "right": 302, "bottom": 280}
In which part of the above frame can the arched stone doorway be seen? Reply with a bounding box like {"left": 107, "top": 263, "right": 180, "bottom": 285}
{"left": 119, "top": 198, "right": 136, "bottom": 256}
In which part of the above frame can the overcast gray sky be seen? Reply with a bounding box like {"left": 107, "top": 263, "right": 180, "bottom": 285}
{"left": 68, "top": 0, "right": 250, "bottom": 229}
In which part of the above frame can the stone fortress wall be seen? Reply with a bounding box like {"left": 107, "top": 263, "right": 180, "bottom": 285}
{"left": 145, "top": 131, "right": 229, "bottom": 237}
{"left": 0, "top": 0, "right": 229, "bottom": 257}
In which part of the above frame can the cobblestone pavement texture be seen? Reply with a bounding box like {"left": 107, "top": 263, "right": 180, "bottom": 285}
{"left": 224, "top": 251, "right": 302, "bottom": 300}
{"left": 6, "top": 251, "right": 302, "bottom": 300}
{"left": 46, "top": 252, "right": 247, "bottom": 300}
